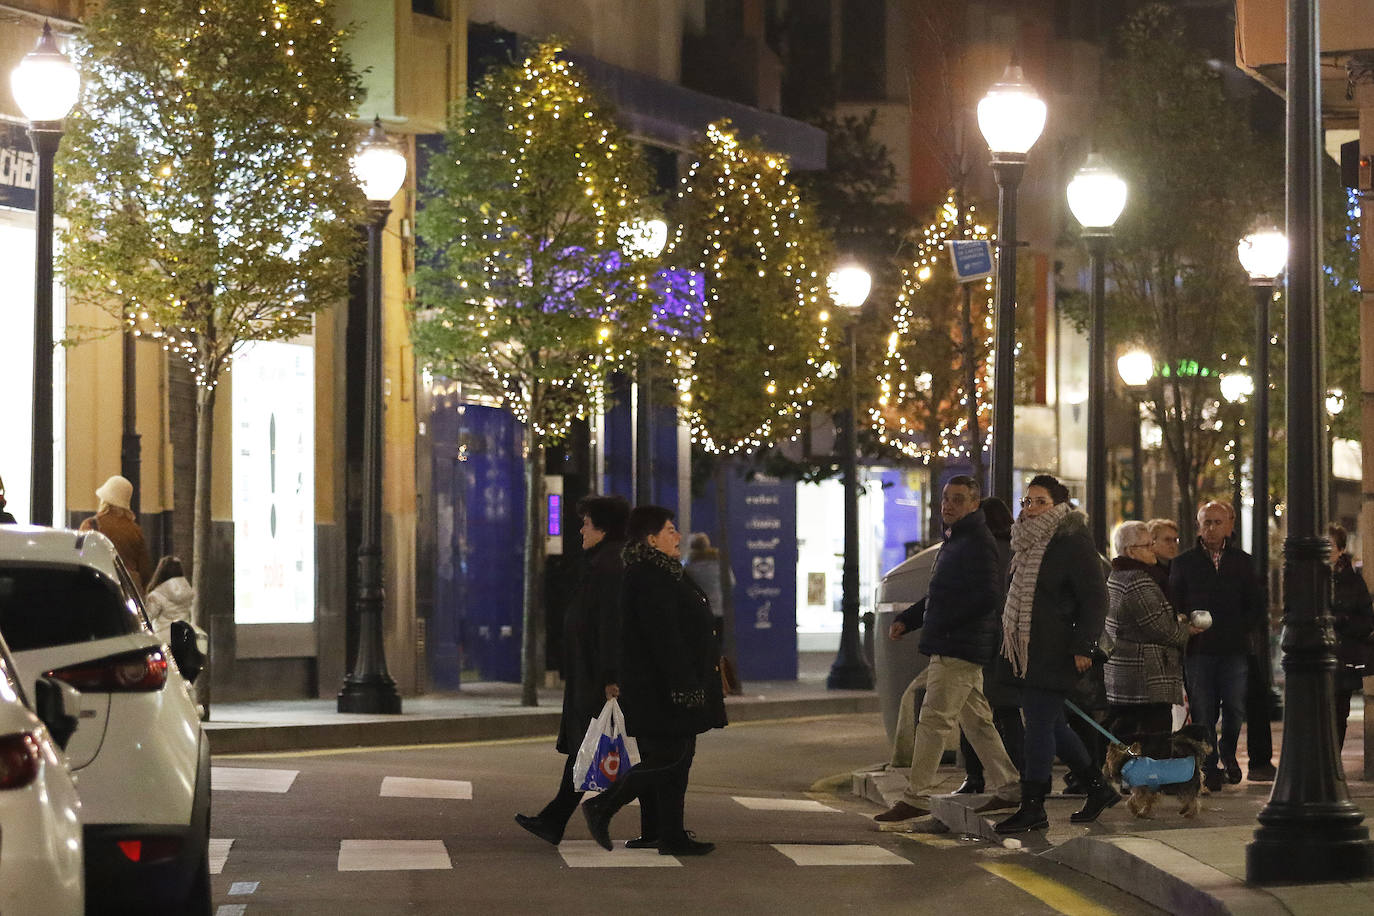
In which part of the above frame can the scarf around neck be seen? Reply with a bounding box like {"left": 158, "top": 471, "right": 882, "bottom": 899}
{"left": 623, "top": 540, "right": 684, "bottom": 579}
{"left": 1001, "top": 501, "right": 1071, "bottom": 677}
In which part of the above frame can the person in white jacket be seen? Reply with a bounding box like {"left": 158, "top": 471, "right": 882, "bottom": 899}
{"left": 145, "top": 556, "right": 194, "bottom": 645}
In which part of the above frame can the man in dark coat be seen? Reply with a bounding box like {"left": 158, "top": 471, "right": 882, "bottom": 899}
{"left": 514, "top": 494, "right": 630, "bottom": 846}
{"left": 1169, "top": 500, "right": 1264, "bottom": 791}
{"left": 875, "top": 476, "right": 1021, "bottom": 821}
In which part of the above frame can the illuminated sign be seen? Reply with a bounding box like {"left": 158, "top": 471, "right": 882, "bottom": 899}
{"left": 547, "top": 493, "right": 562, "bottom": 537}
{"left": 232, "top": 341, "right": 315, "bottom": 624}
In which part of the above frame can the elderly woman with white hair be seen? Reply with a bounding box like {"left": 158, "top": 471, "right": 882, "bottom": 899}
{"left": 1104, "top": 520, "right": 1201, "bottom": 758}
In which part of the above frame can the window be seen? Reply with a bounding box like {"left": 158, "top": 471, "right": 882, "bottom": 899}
{"left": 0, "top": 565, "right": 145, "bottom": 651}
{"left": 840, "top": 0, "right": 886, "bottom": 100}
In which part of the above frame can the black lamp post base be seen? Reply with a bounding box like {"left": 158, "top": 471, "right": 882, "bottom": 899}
{"left": 1247, "top": 809, "right": 1374, "bottom": 884}
{"left": 826, "top": 657, "right": 874, "bottom": 691}
{"left": 337, "top": 675, "right": 402, "bottom": 714}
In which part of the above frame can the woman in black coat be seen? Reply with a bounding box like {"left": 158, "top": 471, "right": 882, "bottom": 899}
{"left": 994, "top": 474, "right": 1115, "bottom": 834}
{"left": 515, "top": 495, "right": 629, "bottom": 846}
{"left": 582, "top": 505, "right": 726, "bottom": 857}
{"left": 1329, "top": 524, "right": 1374, "bottom": 752}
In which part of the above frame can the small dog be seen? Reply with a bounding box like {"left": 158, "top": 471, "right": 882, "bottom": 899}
{"left": 1103, "top": 724, "right": 1213, "bottom": 819}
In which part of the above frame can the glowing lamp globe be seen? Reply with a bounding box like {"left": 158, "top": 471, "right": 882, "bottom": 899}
{"left": 1117, "top": 349, "right": 1154, "bottom": 388}
{"left": 977, "top": 63, "right": 1047, "bottom": 157}
{"left": 10, "top": 23, "right": 79, "bottom": 123}
{"left": 1067, "top": 153, "right": 1127, "bottom": 230}
{"left": 827, "top": 264, "right": 871, "bottom": 310}
{"left": 352, "top": 118, "right": 408, "bottom": 202}
{"left": 1237, "top": 227, "right": 1287, "bottom": 281}
{"left": 1220, "top": 373, "right": 1253, "bottom": 404}
{"left": 1327, "top": 389, "right": 1346, "bottom": 416}
{"left": 618, "top": 218, "right": 668, "bottom": 259}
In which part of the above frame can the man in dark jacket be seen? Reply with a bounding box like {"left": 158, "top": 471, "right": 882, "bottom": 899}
{"left": 1169, "top": 501, "right": 1264, "bottom": 791}
{"left": 875, "top": 476, "right": 1021, "bottom": 821}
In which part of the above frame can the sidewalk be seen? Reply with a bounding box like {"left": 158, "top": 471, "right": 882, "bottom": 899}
{"left": 204, "top": 674, "right": 878, "bottom": 754}
{"left": 852, "top": 716, "right": 1374, "bottom": 915}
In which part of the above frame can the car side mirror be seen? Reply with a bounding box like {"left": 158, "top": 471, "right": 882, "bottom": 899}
{"left": 33, "top": 677, "right": 80, "bottom": 750}
{"left": 169, "top": 620, "right": 205, "bottom": 683}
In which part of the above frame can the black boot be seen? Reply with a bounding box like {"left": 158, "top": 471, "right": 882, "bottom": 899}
{"left": 1069, "top": 770, "right": 1122, "bottom": 824}
{"left": 994, "top": 781, "right": 1049, "bottom": 834}
{"left": 954, "top": 776, "right": 984, "bottom": 795}
{"left": 514, "top": 813, "right": 565, "bottom": 846}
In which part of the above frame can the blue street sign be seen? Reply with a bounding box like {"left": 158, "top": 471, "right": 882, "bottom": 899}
{"left": 947, "top": 239, "right": 993, "bottom": 282}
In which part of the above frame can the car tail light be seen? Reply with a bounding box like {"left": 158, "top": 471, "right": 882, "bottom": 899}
{"left": 116, "top": 836, "right": 183, "bottom": 864}
{"left": 46, "top": 647, "right": 169, "bottom": 692}
{"left": 0, "top": 731, "right": 41, "bottom": 789}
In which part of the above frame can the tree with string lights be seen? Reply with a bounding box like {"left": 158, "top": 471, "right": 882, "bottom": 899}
{"left": 667, "top": 122, "right": 832, "bottom": 679}
{"left": 57, "top": 0, "right": 365, "bottom": 633}
{"left": 412, "top": 42, "right": 657, "bottom": 706}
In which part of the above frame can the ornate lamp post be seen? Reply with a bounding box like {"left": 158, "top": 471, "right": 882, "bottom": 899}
{"left": 1067, "top": 153, "right": 1127, "bottom": 554}
{"left": 618, "top": 218, "right": 668, "bottom": 504}
{"left": 827, "top": 262, "right": 875, "bottom": 691}
{"left": 1245, "top": 0, "right": 1374, "bottom": 882}
{"left": 10, "top": 23, "right": 79, "bottom": 526}
{"left": 1220, "top": 373, "right": 1254, "bottom": 539}
{"left": 338, "top": 118, "right": 407, "bottom": 715}
{"left": 1116, "top": 349, "right": 1153, "bottom": 520}
{"left": 978, "top": 57, "right": 1046, "bottom": 503}
{"left": 1238, "top": 225, "right": 1286, "bottom": 586}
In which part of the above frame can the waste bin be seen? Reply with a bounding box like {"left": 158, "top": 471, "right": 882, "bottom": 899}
{"left": 874, "top": 543, "right": 939, "bottom": 743}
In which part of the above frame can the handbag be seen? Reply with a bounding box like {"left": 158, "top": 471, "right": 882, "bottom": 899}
{"left": 572, "top": 699, "right": 640, "bottom": 792}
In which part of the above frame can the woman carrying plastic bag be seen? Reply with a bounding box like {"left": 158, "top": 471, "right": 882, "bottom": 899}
{"left": 572, "top": 698, "right": 640, "bottom": 792}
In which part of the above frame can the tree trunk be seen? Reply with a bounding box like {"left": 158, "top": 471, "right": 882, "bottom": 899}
{"left": 712, "top": 459, "right": 741, "bottom": 694}
{"left": 927, "top": 454, "right": 946, "bottom": 542}
{"left": 520, "top": 422, "right": 547, "bottom": 707}
{"left": 190, "top": 382, "right": 216, "bottom": 715}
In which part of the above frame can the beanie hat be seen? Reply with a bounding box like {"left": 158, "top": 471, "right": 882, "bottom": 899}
{"left": 95, "top": 475, "right": 133, "bottom": 511}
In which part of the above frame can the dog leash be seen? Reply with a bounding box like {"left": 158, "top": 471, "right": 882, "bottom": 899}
{"left": 1064, "top": 699, "right": 1130, "bottom": 749}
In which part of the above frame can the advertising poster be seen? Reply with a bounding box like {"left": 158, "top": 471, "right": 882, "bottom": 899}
{"left": 232, "top": 341, "right": 315, "bottom": 624}
{"left": 729, "top": 472, "right": 798, "bottom": 681}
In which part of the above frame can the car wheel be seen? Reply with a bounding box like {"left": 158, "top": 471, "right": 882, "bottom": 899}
{"left": 182, "top": 848, "right": 212, "bottom": 916}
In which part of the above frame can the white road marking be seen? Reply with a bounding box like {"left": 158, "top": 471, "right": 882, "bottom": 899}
{"left": 227, "top": 881, "right": 259, "bottom": 896}
{"left": 215, "top": 907, "right": 247, "bottom": 916}
{"left": 211, "top": 767, "right": 299, "bottom": 793}
{"left": 557, "top": 840, "right": 681, "bottom": 868}
{"left": 380, "top": 776, "right": 473, "bottom": 799}
{"left": 337, "top": 839, "right": 453, "bottom": 871}
{"left": 731, "top": 796, "right": 842, "bottom": 813}
{"left": 771, "top": 844, "right": 913, "bottom": 866}
{"left": 208, "top": 838, "right": 233, "bottom": 875}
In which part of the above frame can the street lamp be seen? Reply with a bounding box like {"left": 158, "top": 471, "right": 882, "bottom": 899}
{"left": 1116, "top": 349, "right": 1153, "bottom": 520}
{"left": 338, "top": 118, "right": 407, "bottom": 715}
{"left": 11, "top": 22, "right": 79, "bottom": 526}
{"left": 618, "top": 218, "right": 669, "bottom": 504}
{"left": 826, "top": 262, "right": 874, "bottom": 691}
{"left": 978, "top": 56, "right": 1046, "bottom": 503}
{"left": 1245, "top": 0, "right": 1374, "bottom": 882}
{"left": 1237, "top": 226, "right": 1286, "bottom": 608}
{"left": 1220, "top": 373, "right": 1254, "bottom": 538}
{"left": 1067, "top": 152, "right": 1127, "bottom": 554}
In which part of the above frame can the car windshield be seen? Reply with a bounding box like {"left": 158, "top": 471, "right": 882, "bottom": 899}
{"left": 0, "top": 564, "right": 145, "bottom": 651}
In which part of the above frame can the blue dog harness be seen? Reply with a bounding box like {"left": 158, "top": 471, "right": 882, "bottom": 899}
{"left": 1120, "top": 755, "right": 1197, "bottom": 789}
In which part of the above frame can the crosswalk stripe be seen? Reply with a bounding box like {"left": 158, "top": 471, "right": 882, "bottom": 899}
{"left": 214, "top": 907, "right": 246, "bottom": 916}
{"left": 731, "top": 796, "right": 842, "bottom": 813}
{"left": 208, "top": 838, "right": 233, "bottom": 875}
{"left": 227, "top": 881, "right": 258, "bottom": 896}
{"left": 771, "top": 844, "right": 913, "bottom": 866}
{"left": 337, "top": 839, "right": 453, "bottom": 871}
{"left": 557, "top": 840, "right": 682, "bottom": 868}
{"left": 978, "top": 862, "right": 1116, "bottom": 916}
{"left": 212, "top": 767, "right": 299, "bottom": 793}
{"left": 380, "top": 776, "right": 473, "bottom": 799}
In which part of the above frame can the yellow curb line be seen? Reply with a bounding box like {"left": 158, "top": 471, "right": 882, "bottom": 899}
{"left": 978, "top": 862, "right": 1117, "bottom": 916}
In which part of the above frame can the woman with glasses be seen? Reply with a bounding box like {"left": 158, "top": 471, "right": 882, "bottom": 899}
{"left": 995, "top": 474, "right": 1114, "bottom": 834}
{"left": 1103, "top": 521, "right": 1200, "bottom": 760}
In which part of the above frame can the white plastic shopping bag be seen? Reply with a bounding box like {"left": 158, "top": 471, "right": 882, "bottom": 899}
{"left": 572, "top": 698, "right": 641, "bottom": 792}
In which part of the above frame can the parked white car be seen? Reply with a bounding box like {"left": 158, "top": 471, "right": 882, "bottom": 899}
{"left": 0, "top": 527, "right": 210, "bottom": 914}
{"left": 0, "top": 628, "right": 84, "bottom": 916}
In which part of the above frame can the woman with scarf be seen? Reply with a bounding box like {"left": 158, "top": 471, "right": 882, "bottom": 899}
{"left": 581, "top": 505, "right": 726, "bottom": 857}
{"left": 1103, "top": 521, "right": 1199, "bottom": 760}
{"left": 994, "top": 474, "right": 1115, "bottom": 834}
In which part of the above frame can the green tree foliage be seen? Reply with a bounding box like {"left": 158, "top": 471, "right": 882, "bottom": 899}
{"left": 1082, "top": 4, "right": 1282, "bottom": 535}
{"left": 668, "top": 121, "right": 834, "bottom": 455}
{"left": 57, "top": 0, "right": 365, "bottom": 625}
{"left": 411, "top": 43, "right": 656, "bottom": 705}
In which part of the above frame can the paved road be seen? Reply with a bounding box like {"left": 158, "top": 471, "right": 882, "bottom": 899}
{"left": 208, "top": 714, "right": 1164, "bottom": 915}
